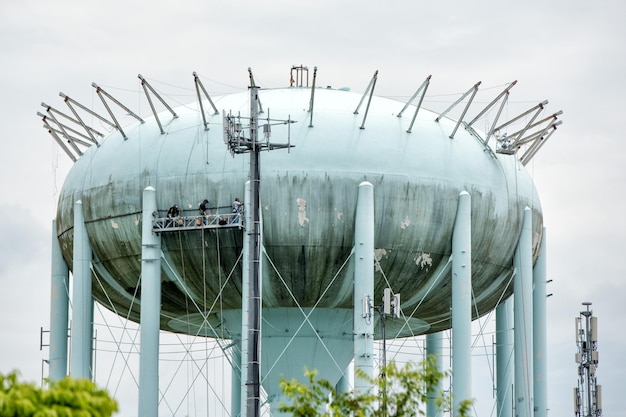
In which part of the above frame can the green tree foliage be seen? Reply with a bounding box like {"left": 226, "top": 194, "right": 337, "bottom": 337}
{"left": 0, "top": 371, "right": 118, "bottom": 417}
{"left": 279, "top": 357, "right": 473, "bottom": 417}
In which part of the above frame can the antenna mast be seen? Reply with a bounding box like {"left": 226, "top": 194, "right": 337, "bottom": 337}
{"left": 574, "top": 302, "right": 602, "bottom": 417}
{"left": 223, "top": 72, "right": 294, "bottom": 417}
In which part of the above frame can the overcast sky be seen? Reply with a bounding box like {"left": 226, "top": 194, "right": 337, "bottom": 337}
{"left": 1, "top": 0, "right": 625, "bottom": 416}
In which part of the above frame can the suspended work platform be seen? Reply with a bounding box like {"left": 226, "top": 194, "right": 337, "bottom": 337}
{"left": 152, "top": 212, "right": 243, "bottom": 233}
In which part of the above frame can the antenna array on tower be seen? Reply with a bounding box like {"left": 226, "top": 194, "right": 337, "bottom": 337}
{"left": 574, "top": 302, "right": 602, "bottom": 417}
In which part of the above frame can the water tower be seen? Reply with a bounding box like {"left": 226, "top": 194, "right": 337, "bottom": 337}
{"left": 40, "top": 66, "right": 561, "bottom": 416}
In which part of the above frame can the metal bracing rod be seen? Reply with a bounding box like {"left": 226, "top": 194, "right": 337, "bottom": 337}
{"left": 397, "top": 74, "right": 431, "bottom": 118}
{"left": 45, "top": 125, "right": 93, "bottom": 148}
{"left": 354, "top": 70, "right": 378, "bottom": 114}
{"left": 38, "top": 112, "right": 94, "bottom": 144}
{"left": 138, "top": 76, "right": 164, "bottom": 134}
{"left": 508, "top": 102, "right": 547, "bottom": 148}
{"left": 60, "top": 93, "right": 115, "bottom": 128}
{"left": 90, "top": 88, "right": 127, "bottom": 140}
{"left": 435, "top": 81, "right": 481, "bottom": 122}
{"left": 521, "top": 124, "right": 559, "bottom": 166}
{"left": 247, "top": 67, "right": 264, "bottom": 114}
{"left": 308, "top": 66, "right": 317, "bottom": 128}
{"left": 516, "top": 119, "right": 561, "bottom": 147}
{"left": 193, "top": 72, "right": 220, "bottom": 127}
{"left": 467, "top": 80, "right": 517, "bottom": 127}
{"left": 92, "top": 83, "right": 144, "bottom": 123}
{"left": 43, "top": 120, "right": 78, "bottom": 162}
{"left": 194, "top": 74, "right": 209, "bottom": 130}
{"left": 493, "top": 100, "right": 548, "bottom": 132}
{"left": 359, "top": 71, "right": 378, "bottom": 130}
{"left": 92, "top": 83, "right": 144, "bottom": 140}
{"left": 485, "top": 92, "right": 509, "bottom": 145}
{"left": 449, "top": 82, "right": 481, "bottom": 139}
{"left": 501, "top": 111, "right": 563, "bottom": 141}
{"left": 42, "top": 108, "right": 85, "bottom": 156}
{"left": 405, "top": 76, "right": 432, "bottom": 134}
{"left": 61, "top": 97, "right": 100, "bottom": 146}
{"left": 41, "top": 102, "right": 105, "bottom": 139}
{"left": 138, "top": 74, "right": 178, "bottom": 118}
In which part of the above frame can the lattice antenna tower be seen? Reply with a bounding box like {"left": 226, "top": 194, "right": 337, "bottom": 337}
{"left": 574, "top": 302, "right": 602, "bottom": 417}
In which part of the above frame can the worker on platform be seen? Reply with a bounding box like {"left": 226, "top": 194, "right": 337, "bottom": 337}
{"left": 167, "top": 204, "right": 180, "bottom": 227}
{"left": 232, "top": 197, "right": 243, "bottom": 224}
{"left": 167, "top": 204, "right": 180, "bottom": 218}
{"left": 198, "top": 199, "right": 209, "bottom": 225}
{"left": 199, "top": 199, "right": 209, "bottom": 215}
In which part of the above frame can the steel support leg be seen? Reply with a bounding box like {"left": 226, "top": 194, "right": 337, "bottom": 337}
{"left": 496, "top": 298, "right": 514, "bottom": 417}
{"left": 49, "top": 219, "right": 69, "bottom": 382}
{"left": 426, "top": 332, "right": 444, "bottom": 417}
{"left": 533, "top": 227, "right": 548, "bottom": 417}
{"left": 70, "top": 200, "right": 93, "bottom": 380}
{"left": 231, "top": 343, "right": 242, "bottom": 417}
{"left": 452, "top": 191, "right": 472, "bottom": 416}
{"left": 353, "top": 181, "right": 375, "bottom": 395}
{"left": 139, "top": 186, "right": 162, "bottom": 417}
{"left": 514, "top": 207, "right": 533, "bottom": 417}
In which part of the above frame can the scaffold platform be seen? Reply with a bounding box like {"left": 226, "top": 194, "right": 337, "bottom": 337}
{"left": 152, "top": 212, "right": 243, "bottom": 233}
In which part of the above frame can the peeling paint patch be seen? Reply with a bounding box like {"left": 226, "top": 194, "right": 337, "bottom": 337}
{"left": 400, "top": 215, "right": 410, "bottom": 229}
{"left": 414, "top": 252, "right": 432, "bottom": 271}
{"left": 296, "top": 198, "right": 309, "bottom": 226}
{"left": 334, "top": 208, "right": 343, "bottom": 221}
{"left": 111, "top": 219, "right": 119, "bottom": 229}
{"left": 374, "top": 248, "right": 389, "bottom": 272}
{"left": 134, "top": 215, "right": 140, "bottom": 226}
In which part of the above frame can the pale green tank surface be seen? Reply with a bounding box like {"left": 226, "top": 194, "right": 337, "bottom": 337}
{"left": 56, "top": 86, "right": 542, "bottom": 338}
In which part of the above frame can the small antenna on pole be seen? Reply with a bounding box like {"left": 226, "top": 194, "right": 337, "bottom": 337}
{"left": 574, "top": 302, "right": 602, "bottom": 417}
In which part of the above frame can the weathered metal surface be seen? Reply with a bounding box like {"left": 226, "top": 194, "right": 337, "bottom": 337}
{"left": 56, "top": 87, "right": 542, "bottom": 336}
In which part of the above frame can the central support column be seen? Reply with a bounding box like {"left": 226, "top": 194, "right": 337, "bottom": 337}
{"left": 514, "top": 207, "right": 533, "bottom": 417}
{"left": 452, "top": 191, "right": 472, "bottom": 416}
{"left": 138, "top": 186, "right": 162, "bottom": 417}
{"left": 353, "top": 181, "right": 375, "bottom": 394}
{"left": 49, "top": 219, "right": 69, "bottom": 382}
{"left": 70, "top": 200, "right": 93, "bottom": 380}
